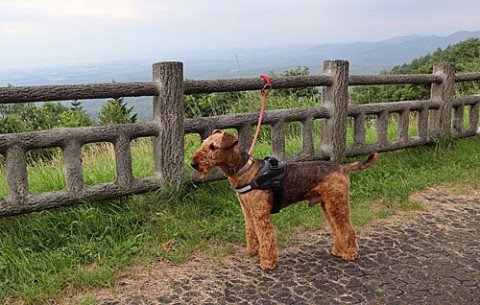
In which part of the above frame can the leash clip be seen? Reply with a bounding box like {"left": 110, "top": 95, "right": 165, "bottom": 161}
{"left": 259, "top": 74, "right": 271, "bottom": 95}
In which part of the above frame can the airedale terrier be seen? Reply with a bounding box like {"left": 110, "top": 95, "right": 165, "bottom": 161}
{"left": 191, "top": 129, "right": 377, "bottom": 270}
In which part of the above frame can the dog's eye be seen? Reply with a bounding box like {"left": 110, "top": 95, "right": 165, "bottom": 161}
{"left": 210, "top": 144, "right": 217, "bottom": 151}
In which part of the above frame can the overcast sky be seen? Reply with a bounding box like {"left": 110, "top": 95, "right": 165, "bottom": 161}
{"left": 1, "top": 0, "right": 480, "bottom": 68}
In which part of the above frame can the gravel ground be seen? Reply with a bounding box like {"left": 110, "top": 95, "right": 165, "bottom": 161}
{"left": 97, "top": 186, "right": 479, "bottom": 305}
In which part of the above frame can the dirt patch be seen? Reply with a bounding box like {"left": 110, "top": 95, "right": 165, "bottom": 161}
{"left": 410, "top": 184, "right": 480, "bottom": 213}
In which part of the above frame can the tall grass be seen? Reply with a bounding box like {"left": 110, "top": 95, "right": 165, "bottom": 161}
{"left": 0, "top": 99, "right": 479, "bottom": 303}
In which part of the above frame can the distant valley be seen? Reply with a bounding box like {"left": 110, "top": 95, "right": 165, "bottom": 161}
{"left": 1, "top": 30, "right": 479, "bottom": 121}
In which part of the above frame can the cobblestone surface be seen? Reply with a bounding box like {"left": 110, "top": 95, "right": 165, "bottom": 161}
{"left": 98, "top": 187, "right": 479, "bottom": 304}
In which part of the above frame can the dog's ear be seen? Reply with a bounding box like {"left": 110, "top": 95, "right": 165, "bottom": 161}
{"left": 221, "top": 132, "right": 238, "bottom": 150}
{"left": 212, "top": 129, "right": 223, "bottom": 135}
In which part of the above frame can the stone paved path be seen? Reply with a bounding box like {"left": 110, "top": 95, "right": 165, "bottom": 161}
{"left": 98, "top": 187, "right": 479, "bottom": 305}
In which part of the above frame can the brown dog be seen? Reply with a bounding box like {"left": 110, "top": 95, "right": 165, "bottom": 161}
{"left": 191, "top": 129, "right": 377, "bottom": 269}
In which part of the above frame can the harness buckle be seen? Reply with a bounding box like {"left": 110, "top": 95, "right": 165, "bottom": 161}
{"left": 265, "top": 156, "right": 278, "bottom": 167}
{"left": 271, "top": 179, "right": 282, "bottom": 189}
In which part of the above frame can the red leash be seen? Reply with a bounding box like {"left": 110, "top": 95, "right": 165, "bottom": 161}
{"left": 248, "top": 74, "right": 271, "bottom": 156}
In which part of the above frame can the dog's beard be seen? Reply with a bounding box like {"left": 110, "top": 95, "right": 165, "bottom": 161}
{"left": 196, "top": 171, "right": 207, "bottom": 179}
{"left": 194, "top": 167, "right": 209, "bottom": 179}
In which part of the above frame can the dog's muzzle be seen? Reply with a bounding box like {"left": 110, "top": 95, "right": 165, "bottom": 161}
{"left": 190, "top": 162, "right": 200, "bottom": 170}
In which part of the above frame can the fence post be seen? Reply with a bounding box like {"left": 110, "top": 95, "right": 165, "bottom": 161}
{"left": 429, "top": 62, "right": 455, "bottom": 141}
{"left": 152, "top": 62, "right": 185, "bottom": 184}
{"left": 321, "top": 60, "right": 349, "bottom": 163}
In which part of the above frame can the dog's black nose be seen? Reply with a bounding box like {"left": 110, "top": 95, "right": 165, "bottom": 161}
{"left": 190, "top": 162, "right": 199, "bottom": 170}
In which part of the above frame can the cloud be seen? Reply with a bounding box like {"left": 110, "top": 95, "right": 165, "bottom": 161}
{"left": 0, "top": 0, "right": 141, "bottom": 20}
{"left": 0, "top": 21, "right": 38, "bottom": 35}
{"left": 1, "top": 0, "right": 479, "bottom": 67}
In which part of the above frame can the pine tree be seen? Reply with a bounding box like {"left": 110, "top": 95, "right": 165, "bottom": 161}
{"left": 98, "top": 98, "right": 138, "bottom": 125}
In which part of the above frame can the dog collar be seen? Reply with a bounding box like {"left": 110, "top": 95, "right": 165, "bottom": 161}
{"left": 233, "top": 157, "right": 254, "bottom": 177}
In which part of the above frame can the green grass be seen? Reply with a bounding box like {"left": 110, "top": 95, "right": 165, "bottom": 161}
{"left": 0, "top": 124, "right": 479, "bottom": 304}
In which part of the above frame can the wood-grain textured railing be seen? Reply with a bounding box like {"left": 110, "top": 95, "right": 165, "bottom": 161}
{"left": 0, "top": 60, "right": 479, "bottom": 217}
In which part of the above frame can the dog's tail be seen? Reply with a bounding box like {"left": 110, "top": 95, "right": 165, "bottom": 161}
{"left": 341, "top": 152, "right": 378, "bottom": 173}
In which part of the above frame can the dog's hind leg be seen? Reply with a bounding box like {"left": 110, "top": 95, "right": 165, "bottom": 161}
{"left": 317, "top": 174, "right": 359, "bottom": 261}
{"left": 320, "top": 201, "right": 339, "bottom": 254}
{"left": 325, "top": 195, "right": 358, "bottom": 260}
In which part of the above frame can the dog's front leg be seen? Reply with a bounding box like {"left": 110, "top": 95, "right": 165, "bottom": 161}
{"left": 248, "top": 193, "right": 278, "bottom": 270}
{"left": 239, "top": 199, "right": 259, "bottom": 256}
{"left": 253, "top": 210, "right": 278, "bottom": 270}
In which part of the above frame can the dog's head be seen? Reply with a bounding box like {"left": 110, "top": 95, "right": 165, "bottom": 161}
{"left": 190, "top": 129, "right": 239, "bottom": 178}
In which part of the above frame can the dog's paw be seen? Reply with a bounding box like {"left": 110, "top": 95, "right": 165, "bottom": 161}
{"left": 246, "top": 240, "right": 259, "bottom": 256}
{"left": 331, "top": 246, "right": 358, "bottom": 261}
{"left": 341, "top": 252, "right": 358, "bottom": 261}
{"left": 260, "top": 259, "right": 278, "bottom": 270}
{"left": 331, "top": 246, "right": 342, "bottom": 257}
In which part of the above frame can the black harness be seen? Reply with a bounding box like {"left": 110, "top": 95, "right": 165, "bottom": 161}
{"left": 234, "top": 157, "right": 286, "bottom": 214}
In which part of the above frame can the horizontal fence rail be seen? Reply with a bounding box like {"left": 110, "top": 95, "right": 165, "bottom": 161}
{"left": 348, "top": 74, "right": 443, "bottom": 86}
{"left": 184, "top": 107, "right": 331, "bottom": 133}
{"left": 3, "top": 69, "right": 480, "bottom": 104}
{"left": 454, "top": 72, "right": 480, "bottom": 82}
{"left": 0, "top": 82, "right": 159, "bottom": 104}
{"left": 0, "top": 123, "right": 158, "bottom": 150}
{"left": 0, "top": 60, "right": 479, "bottom": 217}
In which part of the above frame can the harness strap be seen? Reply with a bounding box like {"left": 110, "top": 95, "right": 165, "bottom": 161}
{"left": 271, "top": 188, "right": 283, "bottom": 214}
{"left": 235, "top": 184, "right": 254, "bottom": 194}
{"left": 234, "top": 157, "right": 286, "bottom": 214}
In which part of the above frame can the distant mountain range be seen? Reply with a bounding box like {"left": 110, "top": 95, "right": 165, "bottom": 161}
{"left": 184, "top": 30, "right": 480, "bottom": 78}
{"left": 1, "top": 30, "right": 479, "bottom": 120}
{"left": 305, "top": 30, "right": 480, "bottom": 67}
{"left": 2, "top": 30, "right": 479, "bottom": 86}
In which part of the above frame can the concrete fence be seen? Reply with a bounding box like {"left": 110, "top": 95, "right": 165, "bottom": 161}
{"left": 0, "top": 60, "right": 479, "bottom": 217}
